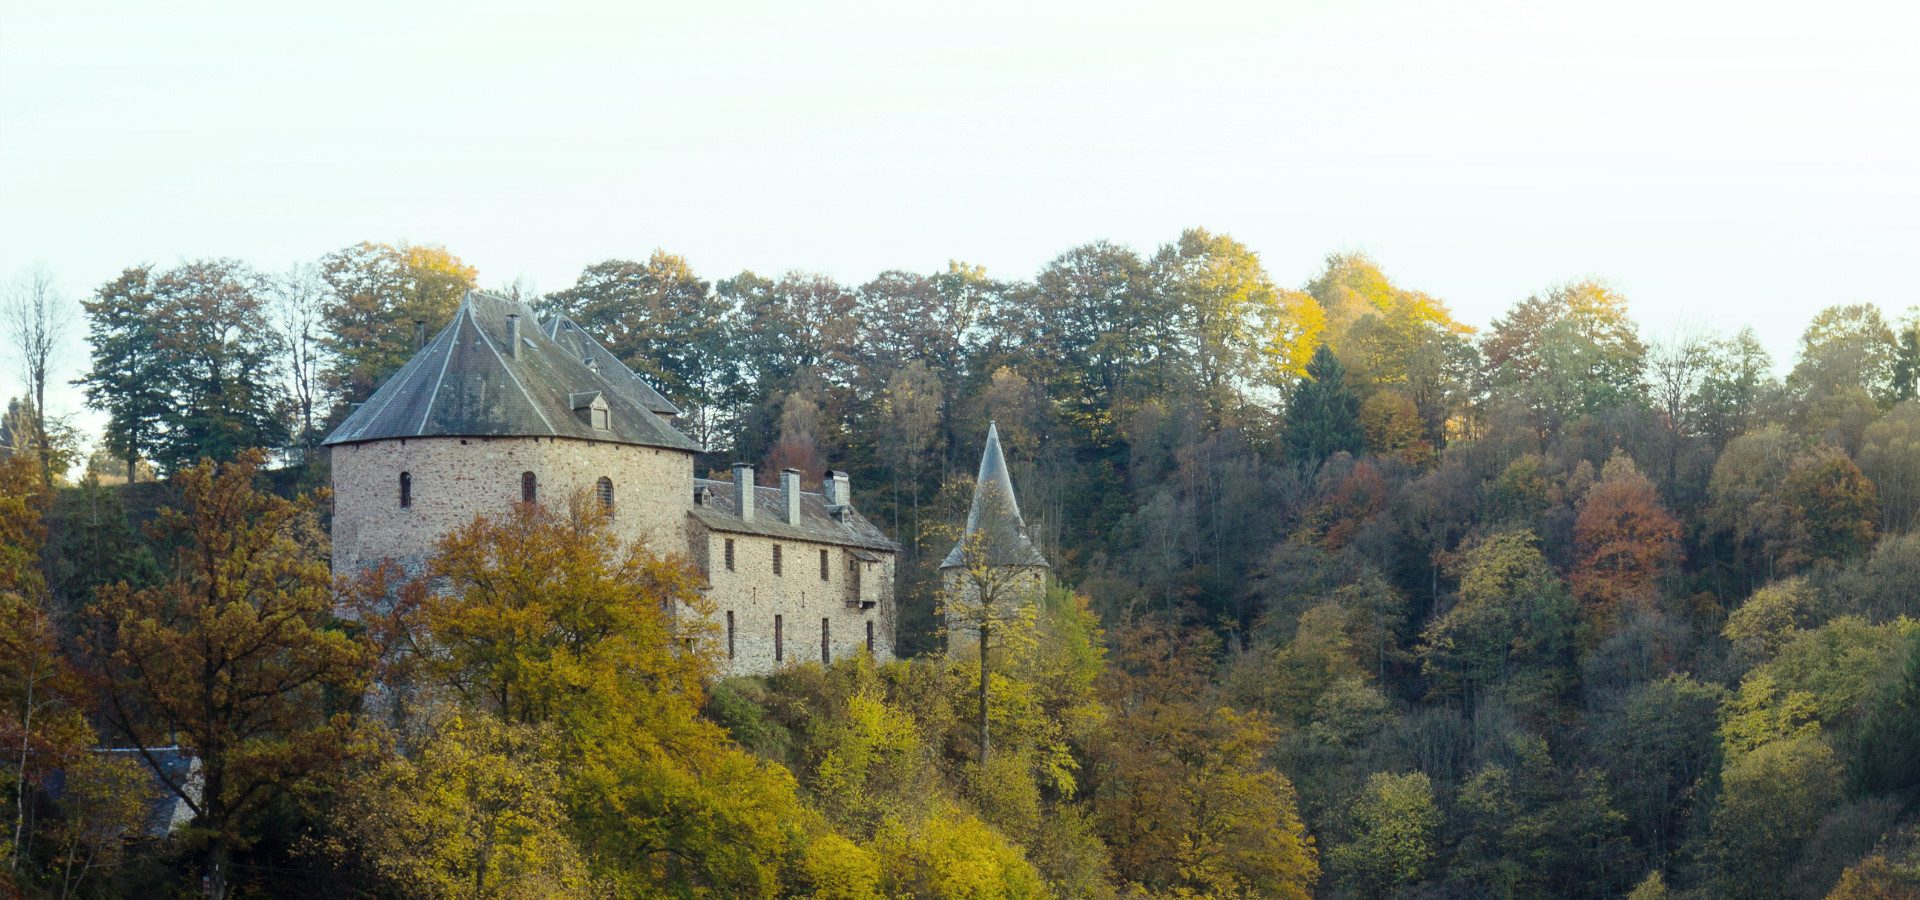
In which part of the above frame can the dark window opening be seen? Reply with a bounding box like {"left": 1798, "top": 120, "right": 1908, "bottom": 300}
{"left": 866, "top": 620, "right": 875, "bottom": 655}
{"left": 521, "top": 471, "right": 537, "bottom": 503}
{"left": 596, "top": 476, "right": 614, "bottom": 513}
{"left": 820, "top": 549, "right": 830, "bottom": 581}
{"left": 726, "top": 611, "right": 735, "bottom": 659}
{"left": 774, "top": 615, "right": 784, "bottom": 662}
{"left": 724, "top": 539, "right": 735, "bottom": 571}
{"left": 772, "top": 544, "right": 782, "bottom": 575}
{"left": 399, "top": 472, "right": 412, "bottom": 508}
{"left": 822, "top": 617, "right": 830, "bottom": 664}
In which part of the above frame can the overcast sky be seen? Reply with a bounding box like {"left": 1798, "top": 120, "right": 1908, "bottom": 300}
{"left": 3, "top": 0, "right": 1915, "bottom": 432}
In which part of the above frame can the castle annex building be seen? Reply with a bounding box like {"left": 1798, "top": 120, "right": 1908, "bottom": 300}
{"left": 324, "top": 290, "right": 899, "bottom": 675}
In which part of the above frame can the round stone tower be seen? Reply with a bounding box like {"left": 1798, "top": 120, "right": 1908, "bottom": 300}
{"left": 324, "top": 291, "right": 703, "bottom": 578}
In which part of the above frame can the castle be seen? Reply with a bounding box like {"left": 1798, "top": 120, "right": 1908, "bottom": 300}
{"left": 324, "top": 290, "right": 899, "bottom": 676}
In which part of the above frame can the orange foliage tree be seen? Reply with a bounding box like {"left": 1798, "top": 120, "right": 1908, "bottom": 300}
{"left": 85, "top": 451, "right": 370, "bottom": 900}
{"left": 1571, "top": 452, "right": 1680, "bottom": 636}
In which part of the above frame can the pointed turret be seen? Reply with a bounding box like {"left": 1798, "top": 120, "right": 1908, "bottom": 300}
{"left": 942, "top": 422, "right": 1048, "bottom": 569}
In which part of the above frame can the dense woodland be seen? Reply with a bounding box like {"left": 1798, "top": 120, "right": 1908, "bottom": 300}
{"left": 3, "top": 233, "right": 1920, "bottom": 898}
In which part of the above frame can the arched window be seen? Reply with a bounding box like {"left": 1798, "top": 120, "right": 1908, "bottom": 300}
{"left": 521, "top": 471, "right": 537, "bottom": 504}
{"left": 399, "top": 472, "right": 412, "bottom": 508}
{"left": 596, "top": 476, "right": 614, "bottom": 513}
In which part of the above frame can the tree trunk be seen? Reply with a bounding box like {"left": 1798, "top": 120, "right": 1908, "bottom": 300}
{"left": 977, "top": 617, "right": 990, "bottom": 768}
{"left": 10, "top": 676, "right": 32, "bottom": 873}
{"left": 205, "top": 837, "right": 228, "bottom": 900}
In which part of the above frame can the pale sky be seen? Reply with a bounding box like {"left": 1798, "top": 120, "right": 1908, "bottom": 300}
{"left": 3, "top": 0, "right": 1916, "bottom": 434}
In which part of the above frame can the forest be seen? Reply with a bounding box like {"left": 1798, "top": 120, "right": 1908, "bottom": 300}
{"left": 2, "top": 232, "right": 1919, "bottom": 898}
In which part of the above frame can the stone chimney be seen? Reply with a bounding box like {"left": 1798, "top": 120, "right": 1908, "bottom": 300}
{"left": 506, "top": 313, "right": 522, "bottom": 359}
{"left": 823, "top": 470, "right": 851, "bottom": 507}
{"left": 733, "top": 463, "right": 755, "bottom": 521}
{"left": 781, "top": 469, "right": 802, "bottom": 524}
{"left": 413, "top": 319, "right": 427, "bottom": 350}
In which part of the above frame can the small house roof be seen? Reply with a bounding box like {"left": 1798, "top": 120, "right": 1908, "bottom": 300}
{"left": 690, "top": 477, "right": 899, "bottom": 553}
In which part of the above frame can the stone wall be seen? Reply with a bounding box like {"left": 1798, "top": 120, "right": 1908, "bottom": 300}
{"left": 330, "top": 435, "right": 695, "bottom": 577}
{"left": 691, "top": 519, "right": 896, "bottom": 676}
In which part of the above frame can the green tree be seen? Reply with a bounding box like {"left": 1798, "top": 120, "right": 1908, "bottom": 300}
{"left": 1483, "top": 280, "right": 1646, "bottom": 435}
{"left": 1418, "top": 530, "right": 1576, "bottom": 712}
{"left": 1789, "top": 303, "right": 1899, "bottom": 407}
{"left": 1704, "top": 734, "right": 1843, "bottom": 898}
{"left": 1327, "top": 771, "right": 1439, "bottom": 896}
{"left": 1858, "top": 401, "right": 1920, "bottom": 533}
{"left": 1284, "top": 345, "right": 1365, "bottom": 468}
{"left": 77, "top": 267, "right": 172, "bottom": 479}
{"left": 319, "top": 241, "right": 477, "bottom": 410}
{"left": 1847, "top": 630, "right": 1920, "bottom": 797}
{"left": 545, "top": 252, "right": 732, "bottom": 442}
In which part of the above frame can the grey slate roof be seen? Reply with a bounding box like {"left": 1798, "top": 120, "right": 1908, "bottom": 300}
{"left": 942, "top": 422, "right": 1048, "bottom": 569}
{"left": 690, "top": 477, "right": 899, "bottom": 553}
{"left": 543, "top": 313, "right": 681, "bottom": 417}
{"left": 323, "top": 291, "right": 701, "bottom": 452}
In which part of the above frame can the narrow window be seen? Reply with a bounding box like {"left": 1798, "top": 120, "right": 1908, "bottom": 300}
{"left": 820, "top": 548, "right": 830, "bottom": 581}
{"left": 866, "top": 620, "right": 875, "bottom": 655}
{"left": 772, "top": 543, "right": 782, "bottom": 576}
{"left": 399, "top": 471, "right": 412, "bottom": 508}
{"left": 596, "top": 476, "right": 614, "bottom": 513}
{"left": 724, "top": 539, "right": 735, "bottom": 571}
{"left": 521, "top": 471, "right": 537, "bottom": 504}
{"left": 774, "top": 615, "right": 783, "bottom": 662}
{"left": 590, "top": 406, "right": 609, "bottom": 429}
{"left": 726, "top": 611, "right": 735, "bottom": 659}
{"left": 822, "top": 617, "right": 831, "bottom": 664}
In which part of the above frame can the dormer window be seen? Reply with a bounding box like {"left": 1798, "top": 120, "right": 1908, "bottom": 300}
{"left": 571, "top": 391, "right": 610, "bottom": 431}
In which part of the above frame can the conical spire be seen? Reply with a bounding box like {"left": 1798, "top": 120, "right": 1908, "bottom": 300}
{"left": 942, "top": 422, "right": 1048, "bottom": 569}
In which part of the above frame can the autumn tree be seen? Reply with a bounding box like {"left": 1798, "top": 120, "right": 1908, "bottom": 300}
{"left": 326, "top": 716, "right": 594, "bottom": 898}
{"left": 319, "top": 241, "right": 476, "bottom": 410}
{"left": 1089, "top": 622, "right": 1319, "bottom": 898}
{"left": 375, "top": 496, "right": 837, "bottom": 895}
{"left": 1308, "top": 253, "right": 1476, "bottom": 441}
{"left": 85, "top": 451, "right": 370, "bottom": 900}
{"left": 1153, "top": 228, "right": 1323, "bottom": 418}
{"left": 1571, "top": 452, "right": 1680, "bottom": 637}
{"left": 0, "top": 453, "right": 91, "bottom": 877}
{"left": 43, "top": 751, "right": 151, "bottom": 897}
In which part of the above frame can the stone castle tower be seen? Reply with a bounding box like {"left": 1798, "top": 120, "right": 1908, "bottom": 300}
{"left": 940, "top": 422, "right": 1049, "bottom": 656}
{"left": 325, "top": 290, "right": 898, "bottom": 676}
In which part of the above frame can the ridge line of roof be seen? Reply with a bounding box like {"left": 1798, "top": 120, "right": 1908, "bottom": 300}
{"left": 349, "top": 328, "right": 433, "bottom": 442}
{"left": 470, "top": 301, "right": 558, "bottom": 434}
{"left": 416, "top": 305, "right": 465, "bottom": 436}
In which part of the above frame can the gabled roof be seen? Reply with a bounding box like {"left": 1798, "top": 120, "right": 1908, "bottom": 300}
{"left": 941, "top": 422, "right": 1048, "bottom": 569}
{"left": 543, "top": 313, "right": 681, "bottom": 417}
{"left": 323, "top": 291, "right": 700, "bottom": 452}
{"left": 690, "top": 477, "right": 900, "bottom": 553}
